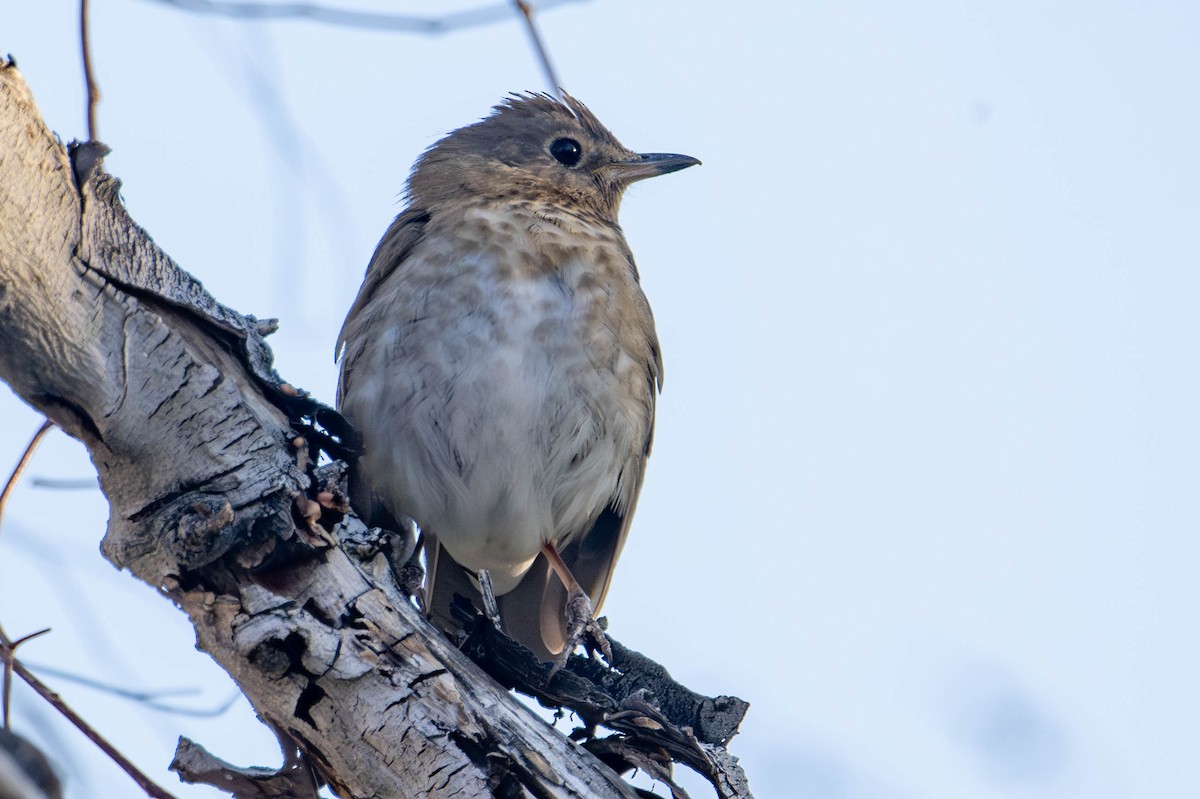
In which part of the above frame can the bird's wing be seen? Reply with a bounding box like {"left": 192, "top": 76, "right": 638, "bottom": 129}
{"left": 335, "top": 207, "right": 430, "bottom": 550}
{"left": 577, "top": 284, "right": 664, "bottom": 617}
{"left": 335, "top": 207, "right": 430, "bottom": 399}
{"left": 503, "top": 333, "right": 662, "bottom": 660}
{"left": 533, "top": 448, "right": 654, "bottom": 657}
{"left": 500, "top": 451, "right": 652, "bottom": 660}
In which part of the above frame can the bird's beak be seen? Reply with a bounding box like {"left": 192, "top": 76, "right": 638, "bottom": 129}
{"left": 608, "top": 152, "right": 701, "bottom": 185}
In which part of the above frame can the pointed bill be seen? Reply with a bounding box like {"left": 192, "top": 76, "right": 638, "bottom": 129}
{"left": 607, "top": 152, "right": 701, "bottom": 184}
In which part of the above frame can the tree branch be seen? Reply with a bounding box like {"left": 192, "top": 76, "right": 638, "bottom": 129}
{"left": 143, "top": 0, "right": 586, "bottom": 35}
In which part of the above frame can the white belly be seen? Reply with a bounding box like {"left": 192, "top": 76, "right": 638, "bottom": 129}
{"left": 350, "top": 256, "right": 641, "bottom": 594}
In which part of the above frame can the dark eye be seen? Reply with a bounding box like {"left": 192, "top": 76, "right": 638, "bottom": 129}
{"left": 549, "top": 138, "right": 582, "bottom": 167}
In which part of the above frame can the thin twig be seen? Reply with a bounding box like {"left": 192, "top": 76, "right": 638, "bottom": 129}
{"left": 1, "top": 627, "right": 51, "bottom": 729}
{"left": 0, "top": 628, "right": 181, "bottom": 799}
{"left": 21, "top": 663, "right": 241, "bottom": 718}
{"left": 1, "top": 632, "right": 8, "bottom": 731}
{"left": 80, "top": 0, "right": 100, "bottom": 140}
{"left": 30, "top": 477, "right": 97, "bottom": 490}
{"left": 145, "top": 0, "right": 585, "bottom": 34}
{"left": 0, "top": 420, "right": 54, "bottom": 544}
{"left": 513, "top": 0, "right": 563, "bottom": 97}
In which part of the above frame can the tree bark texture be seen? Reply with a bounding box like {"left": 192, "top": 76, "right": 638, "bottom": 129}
{"left": 0, "top": 60, "right": 750, "bottom": 799}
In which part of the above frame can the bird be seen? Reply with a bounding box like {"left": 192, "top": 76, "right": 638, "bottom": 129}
{"left": 335, "top": 93, "right": 698, "bottom": 663}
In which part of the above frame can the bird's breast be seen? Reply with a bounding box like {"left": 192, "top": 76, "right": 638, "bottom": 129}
{"left": 345, "top": 206, "right": 656, "bottom": 590}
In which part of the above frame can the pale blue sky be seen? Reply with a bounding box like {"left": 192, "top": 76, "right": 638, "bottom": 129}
{"left": 3, "top": 2, "right": 1198, "bottom": 797}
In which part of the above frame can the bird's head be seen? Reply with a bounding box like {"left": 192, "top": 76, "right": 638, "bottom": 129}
{"left": 407, "top": 93, "right": 699, "bottom": 222}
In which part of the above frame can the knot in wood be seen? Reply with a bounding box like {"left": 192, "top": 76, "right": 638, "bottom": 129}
{"left": 168, "top": 497, "right": 235, "bottom": 567}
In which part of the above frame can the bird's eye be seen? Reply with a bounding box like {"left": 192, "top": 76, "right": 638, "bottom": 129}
{"left": 549, "top": 138, "right": 583, "bottom": 167}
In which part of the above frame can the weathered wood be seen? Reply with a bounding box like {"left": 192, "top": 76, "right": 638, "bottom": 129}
{"left": 0, "top": 59, "right": 751, "bottom": 799}
{"left": 171, "top": 737, "right": 320, "bottom": 799}
{"left": 455, "top": 606, "right": 751, "bottom": 799}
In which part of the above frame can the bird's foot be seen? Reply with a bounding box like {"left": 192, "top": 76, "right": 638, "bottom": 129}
{"left": 382, "top": 517, "right": 425, "bottom": 606}
{"left": 396, "top": 561, "right": 427, "bottom": 609}
{"left": 550, "top": 588, "right": 613, "bottom": 674}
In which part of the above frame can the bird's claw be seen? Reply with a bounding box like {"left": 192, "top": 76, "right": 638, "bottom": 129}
{"left": 583, "top": 617, "right": 613, "bottom": 663}
{"left": 548, "top": 588, "right": 613, "bottom": 675}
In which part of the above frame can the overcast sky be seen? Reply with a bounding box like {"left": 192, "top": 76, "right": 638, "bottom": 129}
{"left": 3, "top": 2, "right": 1199, "bottom": 797}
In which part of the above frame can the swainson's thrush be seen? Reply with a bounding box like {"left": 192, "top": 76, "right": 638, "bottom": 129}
{"left": 336, "top": 94, "right": 698, "bottom": 661}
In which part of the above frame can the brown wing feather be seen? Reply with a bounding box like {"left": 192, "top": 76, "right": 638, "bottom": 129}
{"left": 526, "top": 291, "right": 661, "bottom": 658}
{"left": 509, "top": 358, "right": 658, "bottom": 660}
{"left": 336, "top": 207, "right": 430, "bottom": 562}
{"left": 534, "top": 443, "right": 653, "bottom": 656}
{"left": 335, "top": 207, "right": 430, "bottom": 401}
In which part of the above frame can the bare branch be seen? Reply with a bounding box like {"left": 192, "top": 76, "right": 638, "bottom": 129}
{"left": 0, "top": 629, "right": 180, "bottom": 798}
{"left": 19, "top": 663, "right": 241, "bottom": 718}
{"left": 513, "top": 0, "right": 564, "bottom": 96}
{"left": 79, "top": 0, "right": 99, "bottom": 140}
{"left": 171, "top": 738, "right": 319, "bottom": 799}
{"left": 1, "top": 627, "right": 50, "bottom": 729}
{"left": 0, "top": 419, "right": 54, "bottom": 547}
{"left": 29, "top": 478, "right": 97, "bottom": 490}
{"left": 143, "top": 0, "right": 586, "bottom": 35}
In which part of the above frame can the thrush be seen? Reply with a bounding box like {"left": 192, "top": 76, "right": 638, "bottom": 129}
{"left": 335, "top": 93, "right": 698, "bottom": 662}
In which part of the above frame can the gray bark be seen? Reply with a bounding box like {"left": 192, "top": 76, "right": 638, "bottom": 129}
{"left": 0, "top": 60, "right": 750, "bottom": 799}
